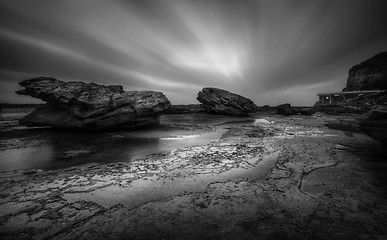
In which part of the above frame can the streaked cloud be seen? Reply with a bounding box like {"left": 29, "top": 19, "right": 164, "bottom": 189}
{"left": 0, "top": 0, "right": 386, "bottom": 105}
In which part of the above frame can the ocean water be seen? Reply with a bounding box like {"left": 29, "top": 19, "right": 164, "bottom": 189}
{"left": 0, "top": 107, "right": 252, "bottom": 171}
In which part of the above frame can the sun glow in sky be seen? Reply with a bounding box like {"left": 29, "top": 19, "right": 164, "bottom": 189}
{"left": 170, "top": 46, "right": 243, "bottom": 79}
{"left": 0, "top": 0, "right": 386, "bottom": 105}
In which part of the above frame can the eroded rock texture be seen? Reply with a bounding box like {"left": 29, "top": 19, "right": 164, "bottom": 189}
{"left": 16, "top": 77, "right": 171, "bottom": 129}
{"left": 344, "top": 52, "right": 387, "bottom": 91}
{"left": 197, "top": 87, "right": 256, "bottom": 116}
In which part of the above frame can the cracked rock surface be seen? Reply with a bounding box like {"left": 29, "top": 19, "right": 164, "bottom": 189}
{"left": 1, "top": 113, "right": 387, "bottom": 239}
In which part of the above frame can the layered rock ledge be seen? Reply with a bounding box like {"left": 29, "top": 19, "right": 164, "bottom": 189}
{"left": 16, "top": 77, "right": 171, "bottom": 129}
{"left": 197, "top": 87, "right": 256, "bottom": 116}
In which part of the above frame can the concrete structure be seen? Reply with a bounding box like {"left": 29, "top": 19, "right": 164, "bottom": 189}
{"left": 317, "top": 90, "right": 385, "bottom": 105}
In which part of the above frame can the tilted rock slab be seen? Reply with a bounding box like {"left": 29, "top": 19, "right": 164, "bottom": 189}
{"left": 197, "top": 87, "right": 256, "bottom": 116}
{"left": 16, "top": 77, "right": 171, "bottom": 129}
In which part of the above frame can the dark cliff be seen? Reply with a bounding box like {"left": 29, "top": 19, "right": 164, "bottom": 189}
{"left": 344, "top": 52, "right": 387, "bottom": 91}
{"left": 315, "top": 52, "right": 387, "bottom": 114}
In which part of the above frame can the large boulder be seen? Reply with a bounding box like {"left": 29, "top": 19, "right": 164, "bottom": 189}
{"left": 196, "top": 87, "right": 256, "bottom": 116}
{"left": 276, "top": 103, "right": 293, "bottom": 115}
{"left": 16, "top": 77, "right": 171, "bottom": 129}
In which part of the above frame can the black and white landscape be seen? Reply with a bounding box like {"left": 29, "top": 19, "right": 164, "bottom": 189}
{"left": 1, "top": 1, "right": 387, "bottom": 239}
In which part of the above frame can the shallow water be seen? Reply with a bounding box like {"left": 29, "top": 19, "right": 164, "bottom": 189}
{"left": 63, "top": 151, "right": 280, "bottom": 209}
{"left": 0, "top": 111, "right": 253, "bottom": 171}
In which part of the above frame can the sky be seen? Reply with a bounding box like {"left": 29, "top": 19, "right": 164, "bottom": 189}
{"left": 0, "top": 0, "right": 387, "bottom": 106}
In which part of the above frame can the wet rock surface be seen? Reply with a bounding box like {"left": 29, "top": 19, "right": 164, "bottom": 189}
{"left": 16, "top": 77, "right": 171, "bottom": 129}
{"left": 325, "top": 118, "right": 364, "bottom": 132}
{"left": 1, "top": 113, "right": 387, "bottom": 239}
{"left": 197, "top": 87, "right": 257, "bottom": 116}
{"left": 361, "top": 104, "right": 387, "bottom": 145}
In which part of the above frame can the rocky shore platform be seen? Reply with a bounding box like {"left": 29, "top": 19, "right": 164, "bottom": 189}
{"left": 1, "top": 113, "right": 387, "bottom": 240}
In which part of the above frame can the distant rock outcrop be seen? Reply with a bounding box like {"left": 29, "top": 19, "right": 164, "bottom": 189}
{"left": 341, "top": 52, "right": 387, "bottom": 111}
{"left": 196, "top": 87, "right": 256, "bottom": 116}
{"left": 165, "top": 104, "right": 205, "bottom": 114}
{"left": 315, "top": 52, "right": 387, "bottom": 112}
{"left": 276, "top": 103, "right": 316, "bottom": 116}
{"left": 334, "top": 52, "right": 387, "bottom": 112}
{"left": 16, "top": 77, "right": 171, "bottom": 129}
{"left": 344, "top": 52, "right": 387, "bottom": 91}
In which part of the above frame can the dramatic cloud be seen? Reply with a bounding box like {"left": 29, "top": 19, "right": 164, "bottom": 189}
{"left": 1, "top": 0, "right": 386, "bottom": 105}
